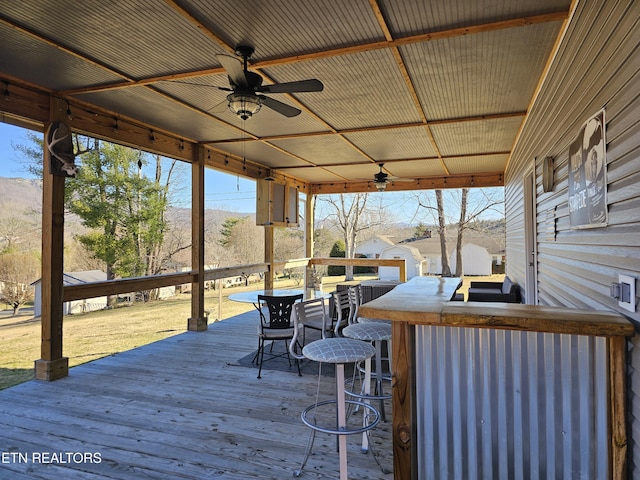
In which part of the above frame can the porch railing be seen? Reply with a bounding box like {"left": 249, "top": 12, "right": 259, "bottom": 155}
{"left": 62, "top": 257, "right": 407, "bottom": 301}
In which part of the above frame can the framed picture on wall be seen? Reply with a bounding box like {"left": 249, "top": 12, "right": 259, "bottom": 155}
{"left": 568, "top": 109, "right": 607, "bottom": 229}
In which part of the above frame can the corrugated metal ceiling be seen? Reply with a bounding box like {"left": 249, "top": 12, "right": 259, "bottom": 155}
{"left": 0, "top": 0, "right": 572, "bottom": 191}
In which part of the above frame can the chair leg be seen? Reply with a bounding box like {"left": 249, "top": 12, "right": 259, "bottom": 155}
{"left": 257, "top": 337, "right": 265, "bottom": 379}
{"left": 252, "top": 337, "right": 261, "bottom": 364}
{"left": 283, "top": 340, "right": 293, "bottom": 366}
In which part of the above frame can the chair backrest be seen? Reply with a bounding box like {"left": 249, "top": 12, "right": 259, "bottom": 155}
{"left": 294, "top": 297, "right": 329, "bottom": 338}
{"left": 502, "top": 276, "right": 514, "bottom": 294}
{"left": 258, "top": 294, "right": 303, "bottom": 330}
{"left": 347, "top": 285, "right": 362, "bottom": 324}
{"left": 332, "top": 289, "right": 351, "bottom": 335}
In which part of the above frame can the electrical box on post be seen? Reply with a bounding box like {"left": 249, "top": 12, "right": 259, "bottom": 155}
{"left": 618, "top": 274, "right": 636, "bottom": 313}
{"left": 256, "top": 179, "right": 299, "bottom": 227}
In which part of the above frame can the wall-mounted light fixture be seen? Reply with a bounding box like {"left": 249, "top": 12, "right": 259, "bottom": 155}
{"left": 542, "top": 156, "right": 554, "bottom": 192}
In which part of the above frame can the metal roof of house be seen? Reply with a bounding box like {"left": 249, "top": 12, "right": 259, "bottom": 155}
{"left": 31, "top": 270, "right": 107, "bottom": 286}
{"left": 0, "top": 1, "right": 571, "bottom": 193}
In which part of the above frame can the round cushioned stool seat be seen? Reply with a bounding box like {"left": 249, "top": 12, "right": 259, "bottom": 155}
{"left": 342, "top": 322, "right": 391, "bottom": 342}
{"left": 302, "top": 337, "right": 375, "bottom": 364}
{"left": 357, "top": 316, "right": 391, "bottom": 324}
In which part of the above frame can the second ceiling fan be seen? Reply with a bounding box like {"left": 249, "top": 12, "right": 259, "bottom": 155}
{"left": 216, "top": 45, "right": 324, "bottom": 120}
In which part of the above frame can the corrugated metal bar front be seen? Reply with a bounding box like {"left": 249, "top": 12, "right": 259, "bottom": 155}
{"left": 416, "top": 326, "right": 608, "bottom": 479}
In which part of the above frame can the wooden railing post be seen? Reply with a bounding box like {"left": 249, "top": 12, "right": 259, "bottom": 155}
{"left": 392, "top": 321, "right": 417, "bottom": 480}
{"left": 609, "top": 335, "right": 628, "bottom": 479}
{"left": 35, "top": 97, "right": 68, "bottom": 380}
{"left": 264, "top": 226, "right": 274, "bottom": 289}
{"left": 304, "top": 194, "right": 315, "bottom": 288}
{"left": 188, "top": 145, "right": 207, "bottom": 331}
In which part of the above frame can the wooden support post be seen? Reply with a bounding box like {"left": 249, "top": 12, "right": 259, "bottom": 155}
{"left": 609, "top": 335, "right": 628, "bottom": 479}
{"left": 264, "top": 226, "right": 274, "bottom": 290}
{"left": 392, "top": 321, "right": 417, "bottom": 480}
{"left": 188, "top": 146, "right": 207, "bottom": 331}
{"left": 304, "top": 194, "right": 315, "bottom": 288}
{"left": 399, "top": 261, "right": 407, "bottom": 282}
{"left": 35, "top": 97, "right": 68, "bottom": 380}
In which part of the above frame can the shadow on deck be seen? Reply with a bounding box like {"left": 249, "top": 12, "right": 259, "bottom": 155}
{"left": 0, "top": 310, "right": 393, "bottom": 479}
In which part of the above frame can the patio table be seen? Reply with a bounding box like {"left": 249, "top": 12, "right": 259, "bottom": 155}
{"left": 228, "top": 288, "right": 328, "bottom": 311}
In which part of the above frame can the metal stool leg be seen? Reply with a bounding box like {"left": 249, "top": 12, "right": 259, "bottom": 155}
{"left": 361, "top": 356, "right": 372, "bottom": 452}
{"left": 374, "top": 340, "right": 386, "bottom": 422}
{"left": 295, "top": 338, "right": 379, "bottom": 479}
{"left": 336, "top": 364, "right": 348, "bottom": 480}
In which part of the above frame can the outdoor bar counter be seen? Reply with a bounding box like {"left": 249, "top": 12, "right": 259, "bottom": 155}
{"left": 358, "top": 276, "right": 635, "bottom": 480}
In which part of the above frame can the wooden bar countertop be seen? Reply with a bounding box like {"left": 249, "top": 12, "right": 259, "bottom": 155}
{"left": 358, "top": 276, "right": 635, "bottom": 338}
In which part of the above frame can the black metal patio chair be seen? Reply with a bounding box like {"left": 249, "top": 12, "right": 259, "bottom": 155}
{"left": 254, "top": 293, "right": 303, "bottom": 379}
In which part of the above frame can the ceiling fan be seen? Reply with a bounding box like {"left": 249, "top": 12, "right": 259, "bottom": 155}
{"left": 214, "top": 45, "right": 324, "bottom": 120}
{"left": 371, "top": 163, "right": 413, "bottom": 191}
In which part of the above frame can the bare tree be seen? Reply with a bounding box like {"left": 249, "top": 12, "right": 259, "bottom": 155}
{"left": 0, "top": 252, "right": 39, "bottom": 315}
{"left": 320, "top": 193, "right": 382, "bottom": 281}
{"left": 219, "top": 216, "right": 264, "bottom": 266}
{"left": 435, "top": 190, "right": 453, "bottom": 276}
{"left": 453, "top": 189, "right": 467, "bottom": 277}
{"left": 0, "top": 216, "right": 37, "bottom": 253}
{"left": 416, "top": 187, "right": 504, "bottom": 276}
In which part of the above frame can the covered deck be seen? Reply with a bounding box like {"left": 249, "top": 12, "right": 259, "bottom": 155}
{"left": 2, "top": 0, "right": 639, "bottom": 477}
{"left": 0, "top": 310, "right": 393, "bottom": 479}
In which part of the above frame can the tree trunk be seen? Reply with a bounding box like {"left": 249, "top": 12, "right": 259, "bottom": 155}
{"left": 454, "top": 188, "right": 468, "bottom": 277}
{"left": 106, "top": 264, "right": 116, "bottom": 307}
{"left": 345, "top": 222, "right": 357, "bottom": 281}
{"left": 436, "top": 190, "right": 451, "bottom": 277}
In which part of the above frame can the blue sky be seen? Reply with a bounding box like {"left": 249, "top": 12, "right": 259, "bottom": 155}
{"left": 0, "top": 122, "right": 504, "bottom": 224}
{"left": 0, "top": 122, "right": 258, "bottom": 213}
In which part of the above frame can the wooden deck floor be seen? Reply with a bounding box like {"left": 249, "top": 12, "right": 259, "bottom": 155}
{"left": 0, "top": 311, "right": 393, "bottom": 479}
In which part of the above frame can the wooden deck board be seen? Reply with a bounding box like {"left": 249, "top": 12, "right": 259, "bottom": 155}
{"left": 0, "top": 311, "right": 393, "bottom": 479}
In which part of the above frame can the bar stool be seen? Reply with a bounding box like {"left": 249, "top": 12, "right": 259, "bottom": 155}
{"left": 290, "top": 308, "right": 380, "bottom": 480}
{"left": 346, "top": 287, "right": 393, "bottom": 409}
{"left": 342, "top": 321, "right": 392, "bottom": 451}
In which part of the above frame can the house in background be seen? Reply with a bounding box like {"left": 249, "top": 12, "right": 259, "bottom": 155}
{"left": 378, "top": 244, "right": 426, "bottom": 280}
{"left": 356, "top": 236, "right": 395, "bottom": 258}
{"left": 449, "top": 243, "right": 493, "bottom": 276}
{"left": 359, "top": 233, "right": 504, "bottom": 277}
{"left": 32, "top": 270, "right": 108, "bottom": 317}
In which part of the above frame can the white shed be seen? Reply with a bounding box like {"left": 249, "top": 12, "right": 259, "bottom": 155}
{"left": 378, "top": 245, "right": 425, "bottom": 281}
{"left": 355, "top": 235, "right": 395, "bottom": 258}
{"left": 33, "top": 270, "right": 108, "bottom": 316}
{"left": 449, "top": 243, "right": 492, "bottom": 276}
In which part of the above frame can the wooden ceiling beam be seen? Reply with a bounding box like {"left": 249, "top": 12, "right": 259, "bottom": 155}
{"left": 310, "top": 173, "right": 504, "bottom": 194}
{"left": 273, "top": 151, "right": 511, "bottom": 171}
{"left": 252, "top": 12, "right": 568, "bottom": 68}
{"left": 205, "top": 112, "right": 527, "bottom": 145}
{"left": 57, "top": 11, "right": 569, "bottom": 96}
{"left": 163, "top": 0, "right": 236, "bottom": 55}
{"left": 0, "top": 14, "right": 133, "bottom": 84}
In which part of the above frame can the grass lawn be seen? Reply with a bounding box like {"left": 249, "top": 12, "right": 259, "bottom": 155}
{"left": 1, "top": 273, "right": 502, "bottom": 390}
{"left": 0, "top": 278, "right": 295, "bottom": 390}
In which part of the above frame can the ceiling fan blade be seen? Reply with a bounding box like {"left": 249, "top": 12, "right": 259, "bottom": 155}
{"left": 216, "top": 54, "right": 247, "bottom": 89}
{"left": 390, "top": 178, "right": 415, "bottom": 183}
{"left": 257, "top": 79, "right": 324, "bottom": 94}
{"left": 208, "top": 98, "right": 229, "bottom": 113}
{"left": 260, "top": 96, "right": 301, "bottom": 117}
{"left": 164, "top": 80, "right": 232, "bottom": 91}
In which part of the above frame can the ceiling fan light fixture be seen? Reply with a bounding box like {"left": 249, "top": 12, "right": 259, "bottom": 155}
{"left": 374, "top": 179, "right": 387, "bottom": 191}
{"left": 373, "top": 164, "right": 388, "bottom": 191}
{"left": 227, "top": 93, "right": 261, "bottom": 120}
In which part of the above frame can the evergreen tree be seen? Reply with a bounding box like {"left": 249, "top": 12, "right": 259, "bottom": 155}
{"left": 67, "top": 142, "right": 171, "bottom": 300}
{"left": 327, "top": 240, "right": 345, "bottom": 276}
